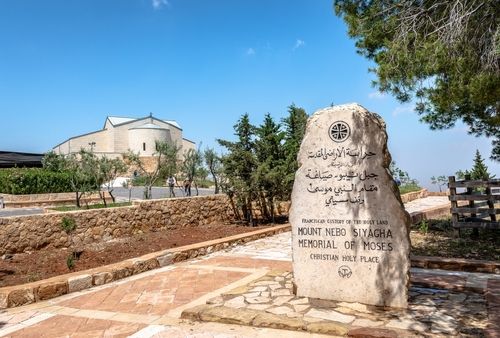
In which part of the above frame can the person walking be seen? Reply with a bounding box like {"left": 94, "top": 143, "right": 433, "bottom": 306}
{"left": 167, "top": 176, "right": 176, "bottom": 197}
{"left": 184, "top": 179, "right": 192, "bottom": 196}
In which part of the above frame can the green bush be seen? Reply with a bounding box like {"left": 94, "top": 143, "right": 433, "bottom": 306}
{"left": 61, "top": 217, "right": 77, "bottom": 233}
{"left": 0, "top": 168, "right": 74, "bottom": 194}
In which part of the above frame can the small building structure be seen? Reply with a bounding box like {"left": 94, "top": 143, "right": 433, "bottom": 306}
{"left": 53, "top": 114, "right": 195, "bottom": 162}
{"left": 0, "top": 151, "right": 44, "bottom": 168}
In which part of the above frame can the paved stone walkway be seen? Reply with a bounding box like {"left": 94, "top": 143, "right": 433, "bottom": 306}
{"left": 0, "top": 196, "right": 497, "bottom": 337}
{"left": 403, "top": 196, "right": 449, "bottom": 214}
{"left": 1, "top": 231, "right": 498, "bottom": 337}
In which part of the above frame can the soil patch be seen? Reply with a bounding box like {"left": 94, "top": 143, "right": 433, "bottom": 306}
{"left": 410, "top": 219, "right": 499, "bottom": 261}
{"left": 0, "top": 224, "right": 273, "bottom": 287}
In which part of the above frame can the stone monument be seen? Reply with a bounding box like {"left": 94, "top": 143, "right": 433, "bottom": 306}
{"left": 290, "top": 103, "right": 411, "bottom": 308}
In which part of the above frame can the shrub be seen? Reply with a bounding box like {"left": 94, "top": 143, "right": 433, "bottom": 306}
{"left": 61, "top": 217, "right": 77, "bottom": 234}
{"left": 0, "top": 168, "right": 74, "bottom": 194}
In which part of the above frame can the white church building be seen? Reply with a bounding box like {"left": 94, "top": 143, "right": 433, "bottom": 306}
{"left": 53, "top": 114, "right": 195, "bottom": 159}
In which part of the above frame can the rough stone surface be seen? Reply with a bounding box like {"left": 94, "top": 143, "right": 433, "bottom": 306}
{"left": 92, "top": 271, "right": 113, "bottom": 286}
{"left": 347, "top": 327, "right": 398, "bottom": 338}
{"left": 307, "top": 322, "right": 349, "bottom": 336}
{"left": 199, "top": 306, "right": 260, "bottom": 326}
{"left": 67, "top": 274, "right": 93, "bottom": 293}
{"left": 36, "top": 281, "right": 67, "bottom": 301}
{"left": 0, "top": 194, "right": 236, "bottom": 255}
{"left": 290, "top": 103, "right": 411, "bottom": 308}
{"left": 7, "top": 288, "right": 34, "bottom": 307}
{"left": 386, "top": 318, "right": 428, "bottom": 332}
{"left": 252, "top": 312, "right": 306, "bottom": 330}
{"left": 305, "top": 308, "right": 355, "bottom": 324}
{"left": 131, "top": 258, "right": 159, "bottom": 274}
{"left": 0, "top": 291, "right": 8, "bottom": 309}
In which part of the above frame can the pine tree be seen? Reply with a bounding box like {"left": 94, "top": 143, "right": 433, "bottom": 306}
{"left": 254, "top": 113, "right": 285, "bottom": 222}
{"left": 282, "top": 104, "right": 308, "bottom": 198}
{"left": 218, "top": 113, "right": 257, "bottom": 224}
{"left": 470, "top": 150, "right": 493, "bottom": 180}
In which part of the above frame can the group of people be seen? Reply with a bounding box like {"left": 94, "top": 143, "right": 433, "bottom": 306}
{"left": 166, "top": 176, "right": 192, "bottom": 197}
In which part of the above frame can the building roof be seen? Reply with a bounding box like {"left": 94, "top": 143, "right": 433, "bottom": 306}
{"left": 108, "top": 116, "right": 181, "bottom": 129}
{"left": 0, "top": 151, "right": 44, "bottom": 168}
{"left": 129, "top": 122, "right": 169, "bottom": 130}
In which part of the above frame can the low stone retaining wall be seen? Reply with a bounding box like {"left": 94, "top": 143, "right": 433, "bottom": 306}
{"left": 0, "top": 194, "right": 235, "bottom": 255}
{"left": 400, "top": 189, "right": 428, "bottom": 203}
{"left": 0, "top": 192, "right": 112, "bottom": 208}
{"left": 0, "top": 224, "right": 291, "bottom": 309}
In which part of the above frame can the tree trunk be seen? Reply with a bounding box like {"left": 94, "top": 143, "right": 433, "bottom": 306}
{"left": 227, "top": 193, "right": 240, "bottom": 221}
{"left": 99, "top": 191, "right": 107, "bottom": 207}
{"left": 109, "top": 189, "right": 116, "bottom": 203}
{"left": 75, "top": 192, "right": 81, "bottom": 208}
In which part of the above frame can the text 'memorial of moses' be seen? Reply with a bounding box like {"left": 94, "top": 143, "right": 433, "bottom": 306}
{"left": 290, "top": 103, "right": 411, "bottom": 308}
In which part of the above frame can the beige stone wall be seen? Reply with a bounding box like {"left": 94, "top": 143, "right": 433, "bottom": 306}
{"left": 128, "top": 128, "right": 172, "bottom": 156}
{"left": 182, "top": 139, "right": 196, "bottom": 156}
{"left": 53, "top": 117, "right": 191, "bottom": 160}
{"left": 0, "top": 195, "right": 234, "bottom": 255}
{"left": 0, "top": 192, "right": 112, "bottom": 208}
{"left": 54, "top": 129, "right": 110, "bottom": 155}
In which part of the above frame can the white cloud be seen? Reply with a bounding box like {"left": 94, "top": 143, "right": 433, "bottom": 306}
{"left": 368, "top": 91, "right": 385, "bottom": 100}
{"left": 246, "top": 48, "right": 255, "bottom": 55}
{"left": 392, "top": 105, "right": 414, "bottom": 117}
{"left": 293, "top": 39, "right": 305, "bottom": 50}
{"left": 152, "top": 0, "right": 169, "bottom": 10}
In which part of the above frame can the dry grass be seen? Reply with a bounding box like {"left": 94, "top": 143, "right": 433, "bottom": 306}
{"left": 410, "top": 218, "right": 499, "bottom": 261}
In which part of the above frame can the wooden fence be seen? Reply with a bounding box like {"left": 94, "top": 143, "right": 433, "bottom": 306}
{"left": 448, "top": 176, "right": 500, "bottom": 233}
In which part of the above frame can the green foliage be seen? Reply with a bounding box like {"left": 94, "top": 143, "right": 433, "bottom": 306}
{"left": 204, "top": 147, "right": 222, "bottom": 194}
{"left": 470, "top": 149, "right": 494, "bottom": 180}
{"left": 0, "top": 168, "right": 74, "bottom": 194}
{"left": 418, "top": 220, "right": 429, "bottom": 234}
{"left": 456, "top": 149, "right": 496, "bottom": 182}
{"left": 398, "top": 182, "right": 421, "bottom": 195}
{"left": 430, "top": 175, "right": 447, "bottom": 192}
{"left": 334, "top": 0, "right": 500, "bottom": 160}
{"left": 124, "top": 140, "right": 179, "bottom": 199}
{"left": 218, "top": 106, "right": 308, "bottom": 224}
{"left": 218, "top": 113, "right": 258, "bottom": 223}
{"left": 389, "top": 161, "right": 421, "bottom": 194}
{"left": 66, "top": 254, "right": 75, "bottom": 270}
{"left": 61, "top": 217, "right": 77, "bottom": 234}
{"left": 282, "top": 104, "right": 308, "bottom": 198}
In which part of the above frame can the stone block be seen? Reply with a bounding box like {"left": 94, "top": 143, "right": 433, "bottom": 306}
{"left": 305, "top": 308, "right": 355, "bottom": 324}
{"left": 112, "top": 264, "right": 133, "bottom": 280}
{"left": 68, "top": 274, "right": 92, "bottom": 293}
{"left": 156, "top": 253, "right": 175, "bottom": 267}
{"left": 307, "top": 322, "right": 349, "bottom": 336}
{"left": 8, "top": 288, "right": 35, "bottom": 307}
{"left": 252, "top": 312, "right": 306, "bottom": 331}
{"left": 181, "top": 304, "right": 211, "bottom": 321}
{"left": 0, "top": 291, "right": 8, "bottom": 309}
{"left": 347, "top": 327, "right": 398, "bottom": 338}
{"left": 36, "top": 281, "right": 68, "bottom": 301}
{"left": 132, "top": 258, "right": 159, "bottom": 274}
{"left": 199, "top": 306, "right": 260, "bottom": 326}
{"left": 92, "top": 271, "right": 113, "bottom": 286}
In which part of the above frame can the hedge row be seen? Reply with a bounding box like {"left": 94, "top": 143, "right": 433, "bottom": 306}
{"left": 0, "top": 168, "right": 74, "bottom": 194}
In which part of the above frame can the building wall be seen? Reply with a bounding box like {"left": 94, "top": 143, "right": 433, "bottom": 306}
{"left": 128, "top": 128, "right": 172, "bottom": 156}
{"left": 182, "top": 139, "right": 196, "bottom": 156}
{"left": 53, "top": 116, "right": 192, "bottom": 160}
{"left": 54, "top": 130, "right": 109, "bottom": 155}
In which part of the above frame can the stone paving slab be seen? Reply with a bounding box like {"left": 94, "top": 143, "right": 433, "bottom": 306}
{"left": 183, "top": 270, "right": 491, "bottom": 337}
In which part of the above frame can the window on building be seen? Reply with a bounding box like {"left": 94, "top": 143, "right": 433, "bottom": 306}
{"left": 143, "top": 142, "right": 146, "bottom": 151}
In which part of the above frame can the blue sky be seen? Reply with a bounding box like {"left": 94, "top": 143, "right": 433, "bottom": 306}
{"left": 0, "top": 0, "right": 497, "bottom": 189}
